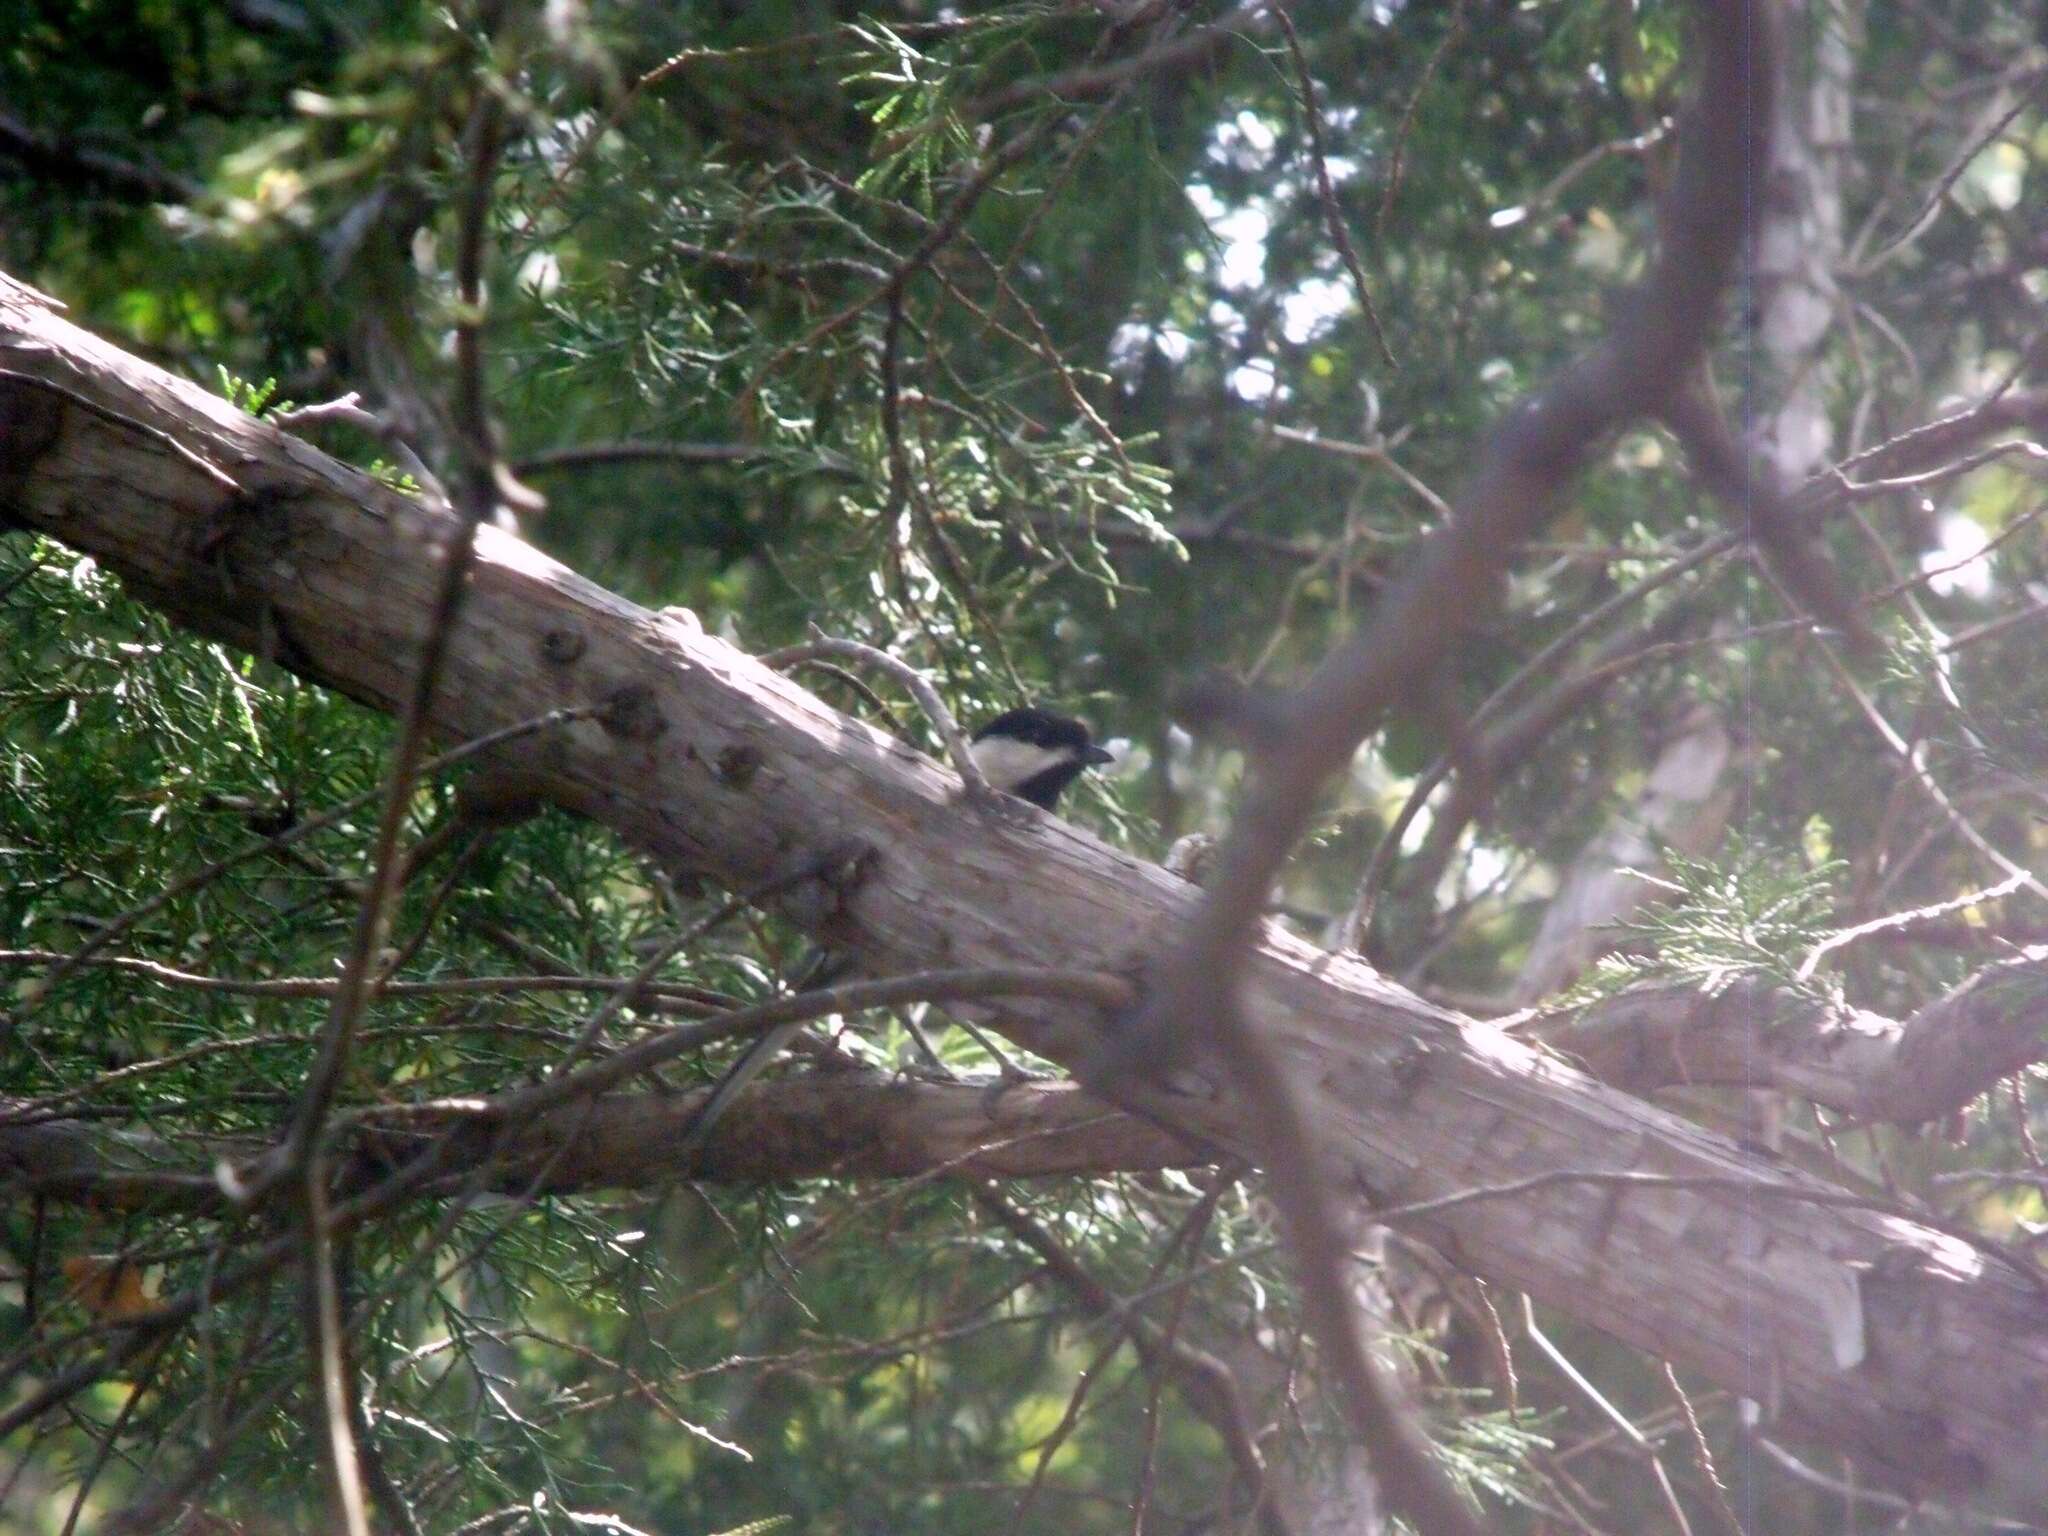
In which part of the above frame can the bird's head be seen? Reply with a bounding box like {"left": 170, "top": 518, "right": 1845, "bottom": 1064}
{"left": 969, "top": 706, "right": 1115, "bottom": 811}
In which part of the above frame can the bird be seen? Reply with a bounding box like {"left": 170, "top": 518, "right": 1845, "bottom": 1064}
{"left": 964, "top": 705, "right": 1116, "bottom": 810}
{"left": 674, "top": 706, "right": 1115, "bottom": 1160}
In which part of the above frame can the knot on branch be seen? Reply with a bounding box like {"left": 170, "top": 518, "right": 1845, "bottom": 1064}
{"left": 599, "top": 684, "right": 666, "bottom": 742}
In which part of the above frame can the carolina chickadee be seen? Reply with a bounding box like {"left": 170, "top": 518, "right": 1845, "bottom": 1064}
{"left": 674, "top": 707, "right": 1114, "bottom": 1159}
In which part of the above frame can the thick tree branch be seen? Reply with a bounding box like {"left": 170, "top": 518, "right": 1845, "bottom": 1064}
{"left": 3, "top": 271, "right": 2047, "bottom": 1505}
{"left": 1544, "top": 953, "right": 2048, "bottom": 1127}
{"left": 2, "top": 1077, "right": 1197, "bottom": 1210}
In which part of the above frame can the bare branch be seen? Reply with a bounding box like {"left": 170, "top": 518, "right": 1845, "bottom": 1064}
{"left": 758, "top": 633, "right": 998, "bottom": 805}
{"left": 1274, "top": 7, "right": 1393, "bottom": 368}
{"left": 1540, "top": 953, "right": 2048, "bottom": 1128}
{"left": 272, "top": 392, "right": 445, "bottom": 505}
{"left": 513, "top": 438, "right": 860, "bottom": 480}
{"left": 1097, "top": 12, "right": 1775, "bottom": 1530}
{"left": 2, "top": 1076, "right": 1195, "bottom": 1211}
{"left": 1660, "top": 365, "right": 1869, "bottom": 647}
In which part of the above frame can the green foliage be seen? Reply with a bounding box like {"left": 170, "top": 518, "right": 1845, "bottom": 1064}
{"left": 216, "top": 368, "right": 289, "bottom": 418}
{"left": 709, "top": 1518, "right": 795, "bottom": 1536}
{"left": 1432, "top": 1398, "right": 1558, "bottom": 1516}
{"left": 844, "top": 20, "right": 979, "bottom": 206}
{"left": 1576, "top": 851, "right": 1848, "bottom": 1005}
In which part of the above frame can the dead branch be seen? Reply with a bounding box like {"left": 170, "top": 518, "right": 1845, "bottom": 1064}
{"left": 1542, "top": 952, "right": 2048, "bottom": 1127}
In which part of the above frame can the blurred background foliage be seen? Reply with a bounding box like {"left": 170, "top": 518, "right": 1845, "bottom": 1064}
{"left": 4, "top": 0, "right": 2047, "bottom": 1531}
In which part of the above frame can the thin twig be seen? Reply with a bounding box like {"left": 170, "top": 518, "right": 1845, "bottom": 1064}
{"left": 1343, "top": 533, "right": 1736, "bottom": 947}
{"left": 1796, "top": 872, "right": 2031, "bottom": 981}
{"left": 512, "top": 438, "right": 860, "bottom": 480}
{"left": 1264, "top": 422, "right": 1451, "bottom": 519}
{"left": 759, "top": 632, "right": 997, "bottom": 803}
{"left": 1761, "top": 565, "right": 2048, "bottom": 905}
{"left": 1858, "top": 73, "right": 2046, "bottom": 272}
{"left": 959, "top": 9, "right": 1259, "bottom": 119}
{"left": 412, "top": 966, "right": 1135, "bottom": 1124}
{"left": 1521, "top": 1298, "right": 1694, "bottom": 1536}
{"left": 294, "top": 87, "right": 511, "bottom": 1536}
{"left": 1513, "top": 121, "right": 1674, "bottom": 223}
{"left": 976, "top": 1183, "right": 1285, "bottom": 1536}
{"left": 1663, "top": 1362, "right": 1743, "bottom": 1536}
{"left": 1095, "top": 13, "right": 1773, "bottom": 1533}
{"left": 272, "top": 392, "right": 445, "bottom": 505}
{"left": 540, "top": 841, "right": 874, "bottom": 1087}
{"left": 0, "top": 950, "right": 722, "bottom": 1006}
{"left": 734, "top": 120, "right": 1051, "bottom": 426}
{"left": 528, "top": 16, "right": 992, "bottom": 218}
{"left": 1661, "top": 365, "right": 1869, "bottom": 648}
{"left": 304, "top": 1149, "right": 368, "bottom": 1536}
{"left": 1274, "top": 7, "right": 1394, "bottom": 368}
{"left": 1375, "top": 1, "right": 1466, "bottom": 238}
{"left": 774, "top": 657, "right": 912, "bottom": 734}
{"left": 287, "top": 87, "right": 512, "bottom": 1172}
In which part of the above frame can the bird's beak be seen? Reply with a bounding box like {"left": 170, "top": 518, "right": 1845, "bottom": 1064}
{"left": 1082, "top": 745, "right": 1116, "bottom": 767}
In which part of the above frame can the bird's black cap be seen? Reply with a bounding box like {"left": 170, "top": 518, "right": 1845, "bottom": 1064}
{"left": 974, "top": 706, "right": 1111, "bottom": 758}
{"left": 971, "top": 707, "right": 1114, "bottom": 808}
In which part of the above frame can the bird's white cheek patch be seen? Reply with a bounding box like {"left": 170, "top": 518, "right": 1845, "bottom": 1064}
{"left": 970, "top": 737, "right": 1072, "bottom": 794}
